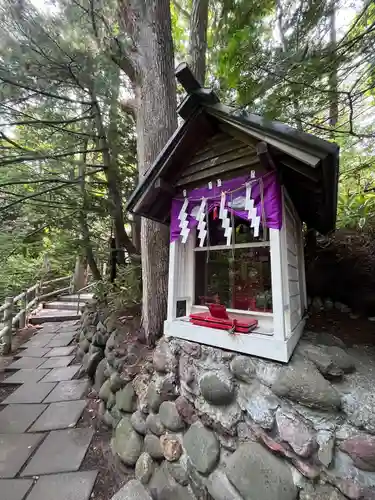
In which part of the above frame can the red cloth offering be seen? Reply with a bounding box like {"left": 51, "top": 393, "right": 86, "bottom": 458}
{"left": 189, "top": 311, "right": 258, "bottom": 334}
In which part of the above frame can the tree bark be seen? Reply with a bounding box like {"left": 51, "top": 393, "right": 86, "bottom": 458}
{"left": 189, "top": 0, "right": 209, "bottom": 85}
{"left": 117, "top": 0, "right": 177, "bottom": 344}
{"left": 90, "top": 88, "right": 138, "bottom": 259}
{"left": 78, "top": 146, "right": 102, "bottom": 282}
{"left": 108, "top": 66, "right": 125, "bottom": 265}
{"left": 329, "top": 3, "right": 338, "bottom": 129}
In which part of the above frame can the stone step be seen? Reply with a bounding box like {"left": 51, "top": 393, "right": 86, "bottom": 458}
{"left": 59, "top": 294, "right": 93, "bottom": 303}
{"left": 29, "top": 309, "right": 81, "bottom": 325}
{"left": 44, "top": 301, "right": 83, "bottom": 311}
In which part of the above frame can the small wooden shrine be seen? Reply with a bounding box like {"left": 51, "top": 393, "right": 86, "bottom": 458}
{"left": 127, "top": 63, "right": 339, "bottom": 362}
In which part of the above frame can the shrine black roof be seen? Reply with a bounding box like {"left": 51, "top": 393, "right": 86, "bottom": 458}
{"left": 127, "top": 63, "right": 339, "bottom": 235}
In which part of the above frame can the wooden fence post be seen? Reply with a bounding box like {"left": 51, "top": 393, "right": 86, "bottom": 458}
{"left": 1, "top": 297, "right": 14, "bottom": 355}
{"left": 35, "top": 284, "right": 40, "bottom": 308}
{"left": 25, "top": 289, "right": 29, "bottom": 326}
{"left": 19, "top": 292, "right": 27, "bottom": 329}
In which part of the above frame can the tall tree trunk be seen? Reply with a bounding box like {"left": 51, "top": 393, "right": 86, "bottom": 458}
{"left": 329, "top": 3, "right": 338, "bottom": 129}
{"left": 78, "top": 146, "right": 102, "bottom": 281}
{"left": 107, "top": 66, "right": 125, "bottom": 265}
{"left": 189, "top": 0, "right": 209, "bottom": 85}
{"left": 118, "top": 0, "right": 177, "bottom": 344}
{"left": 90, "top": 89, "right": 138, "bottom": 259}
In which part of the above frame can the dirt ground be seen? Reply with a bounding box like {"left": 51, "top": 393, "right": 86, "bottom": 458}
{"left": 306, "top": 309, "right": 375, "bottom": 346}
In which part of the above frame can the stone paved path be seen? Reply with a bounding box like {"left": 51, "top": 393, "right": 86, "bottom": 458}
{"left": 0, "top": 320, "right": 97, "bottom": 500}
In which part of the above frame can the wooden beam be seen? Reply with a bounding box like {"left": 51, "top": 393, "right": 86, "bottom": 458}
{"left": 279, "top": 156, "right": 320, "bottom": 183}
{"left": 176, "top": 156, "right": 260, "bottom": 186}
{"left": 256, "top": 141, "right": 277, "bottom": 171}
{"left": 218, "top": 122, "right": 258, "bottom": 149}
{"left": 175, "top": 63, "right": 202, "bottom": 93}
{"left": 154, "top": 178, "right": 175, "bottom": 195}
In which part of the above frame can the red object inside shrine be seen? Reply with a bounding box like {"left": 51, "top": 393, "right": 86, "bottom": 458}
{"left": 189, "top": 309, "right": 258, "bottom": 334}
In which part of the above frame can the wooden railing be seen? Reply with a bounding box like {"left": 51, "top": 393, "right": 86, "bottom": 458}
{"left": 0, "top": 275, "right": 72, "bottom": 355}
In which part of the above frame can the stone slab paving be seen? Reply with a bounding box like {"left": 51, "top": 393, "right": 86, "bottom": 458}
{"left": 0, "top": 479, "right": 33, "bottom": 500}
{"left": 21, "top": 334, "right": 56, "bottom": 349}
{"left": 21, "top": 428, "right": 94, "bottom": 476}
{"left": 59, "top": 319, "right": 80, "bottom": 328}
{"left": 1, "top": 369, "right": 51, "bottom": 385}
{"left": 0, "top": 404, "right": 47, "bottom": 433}
{"left": 25, "top": 471, "right": 98, "bottom": 500}
{"left": 17, "top": 347, "right": 52, "bottom": 358}
{"left": 45, "top": 334, "right": 75, "bottom": 348}
{"left": 6, "top": 357, "right": 45, "bottom": 370}
{"left": 29, "top": 400, "right": 87, "bottom": 432}
{"left": 40, "top": 366, "right": 81, "bottom": 384}
{"left": 34, "top": 322, "right": 62, "bottom": 334}
{"left": 0, "top": 433, "right": 44, "bottom": 478}
{"left": 43, "top": 380, "right": 89, "bottom": 403}
{"left": 44, "top": 346, "right": 75, "bottom": 357}
{"left": 30, "top": 309, "right": 80, "bottom": 324}
{"left": 0, "top": 317, "right": 99, "bottom": 499}
{"left": 39, "top": 356, "right": 74, "bottom": 369}
{"left": 3, "top": 383, "right": 56, "bottom": 404}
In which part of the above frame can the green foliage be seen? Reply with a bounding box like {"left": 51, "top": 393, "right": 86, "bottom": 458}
{"left": 94, "top": 262, "right": 142, "bottom": 313}
{"left": 0, "top": 0, "right": 137, "bottom": 300}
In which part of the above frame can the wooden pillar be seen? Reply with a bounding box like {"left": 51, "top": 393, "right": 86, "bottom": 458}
{"left": 35, "top": 284, "right": 40, "bottom": 308}
{"left": 269, "top": 229, "right": 286, "bottom": 341}
{"left": 19, "top": 292, "right": 27, "bottom": 329}
{"left": 1, "top": 297, "right": 13, "bottom": 355}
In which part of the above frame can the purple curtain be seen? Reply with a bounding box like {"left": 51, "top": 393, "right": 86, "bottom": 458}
{"left": 170, "top": 171, "right": 282, "bottom": 242}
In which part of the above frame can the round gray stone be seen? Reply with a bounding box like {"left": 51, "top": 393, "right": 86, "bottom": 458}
{"left": 183, "top": 422, "right": 220, "bottom": 475}
{"left": 131, "top": 411, "right": 147, "bottom": 435}
{"left": 84, "top": 351, "right": 104, "bottom": 378}
{"left": 103, "top": 410, "right": 115, "bottom": 428}
{"left": 230, "top": 356, "right": 256, "bottom": 383}
{"left": 79, "top": 338, "right": 90, "bottom": 353}
{"left": 107, "top": 391, "right": 116, "bottom": 410}
{"left": 116, "top": 383, "right": 137, "bottom": 413}
{"left": 146, "top": 414, "right": 165, "bottom": 436}
{"left": 206, "top": 469, "right": 244, "bottom": 500}
{"left": 144, "top": 434, "right": 164, "bottom": 460}
{"left": 153, "top": 340, "right": 177, "bottom": 373}
{"left": 110, "top": 406, "right": 122, "bottom": 428}
{"left": 135, "top": 452, "right": 154, "bottom": 485}
{"left": 89, "top": 344, "right": 102, "bottom": 356}
{"left": 112, "top": 417, "right": 143, "bottom": 466}
{"left": 199, "top": 371, "right": 234, "bottom": 406}
{"left": 110, "top": 479, "right": 152, "bottom": 500}
{"left": 98, "top": 379, "right": 112, "bottom": 402}
{"left": 109, "top": 373, "right": 126, "bottom": 392}
{"left": 165, "top": 461, "right": 189, "bottom": 486}
{"left": 226, "top": 442, "right": 297, "bottom": 500}
{"left": 159, "top": 402, "right": 184, "bottom": 431}
{"left": 94, "top": 358, "right": 109, "bottom": 392}
{"left": 146, "top": 374, "right": 177, "bottom": 412}
{"left": 271, "top": 359, "right": 341, "bottom": 411}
